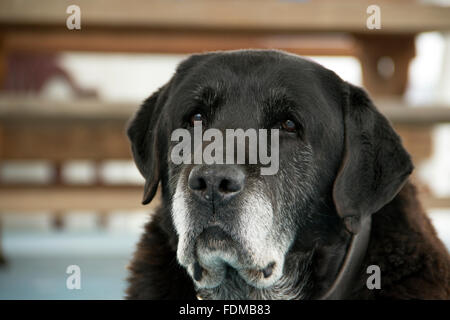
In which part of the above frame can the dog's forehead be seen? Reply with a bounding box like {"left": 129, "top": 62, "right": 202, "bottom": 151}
{"left": 177, "top": 52, "right": 325, "bottom": 104}
{"left": 167, "top": 51, "right": 343, "bottom": 130}
{"left": 187, "top": 51, "right": 322, "bottom": 84}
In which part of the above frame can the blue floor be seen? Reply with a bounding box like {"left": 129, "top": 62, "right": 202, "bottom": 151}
{"left": 0, "top": 256, "right": 129, "bottom": 299}
{"left": 0, "top": 231, "right": 139, "bottom": 299}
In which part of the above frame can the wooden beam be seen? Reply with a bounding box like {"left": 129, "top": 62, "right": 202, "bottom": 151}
{"left": 0, "top": 33, "right": 5, "bottom": 89}
{"left": 420, "top": 195, "right": 450, "bottom": 211}
{"left": 0, "top": 96, "right": 136, "bottom": 120}
{"left": 377, "top": 102, "right": 450, "bottom": 125}
{"left": 1, "top": 0, "right": 450, "bottom": 34}
{"left": 1, "top": 30, "right": 356, "bottom": 56}
{"left": 0, "top": 185, "right": 160, "bottom": 212}
{"left": 0, "top": 119, "right": 131, "bottom": 160}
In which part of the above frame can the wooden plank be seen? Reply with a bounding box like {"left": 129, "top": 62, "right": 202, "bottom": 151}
{"left": 1, "top": 0, "right": 450, "bottom": 34}
{"left": 377, "top": 104, "right": 450, "bottom": 125}
{"left": 0, "top": 185, "right": 160, "bottom": 212}
{"left": 419, "top": 195, "right": 450, "bottom": 211}
{"left": 1, "top": 30, "right": 356, "bottom": 56}
{"left": 0, "top": 125, "right": 3, "bottom": 160}
{"left": 0, "top": 96, "right": 137, "bottom": 120}
{"left": 0, "top": 119, "right": 131, "bottom": 160}
{"left": 0, "top": 32, "right": 5, "bottom": 89}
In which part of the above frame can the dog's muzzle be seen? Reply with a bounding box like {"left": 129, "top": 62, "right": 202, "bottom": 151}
{"left": 172, "top": 164, "right": 290, "bottom": 290}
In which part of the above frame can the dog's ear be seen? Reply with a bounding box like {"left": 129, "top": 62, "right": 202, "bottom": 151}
{"left": 333, "top": 83, "right": 413, "bottom": 234}
{"left": 127, "top": 85, "right": 170, "bottom": 205}
{"left": 127, "top": 54, "right": 210, "bottom": 205}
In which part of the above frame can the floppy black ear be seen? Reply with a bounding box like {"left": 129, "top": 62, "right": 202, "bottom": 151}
{"left": 127, "top": 85, "right": 169, "bottom": 204}
{"left": 127, "top": 54, "right": 209, "bottom": 205}
{"left": 333, "top": 83, "right": 413, "bottom": 234}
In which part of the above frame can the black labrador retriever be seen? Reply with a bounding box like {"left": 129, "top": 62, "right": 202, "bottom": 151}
{"left": 126, "top": 50, "right": 450, "bottom": 299}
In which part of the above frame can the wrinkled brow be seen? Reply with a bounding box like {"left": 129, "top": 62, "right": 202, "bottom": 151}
{"left": 264, "top": 88, "right": 298, "bottom": 113}
{"left": 192, "top": 82, "right": 225, "bottom": 109}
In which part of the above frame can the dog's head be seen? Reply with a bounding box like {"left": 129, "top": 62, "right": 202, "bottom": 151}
{"left": 128, "top": 50, "right": 412, "bottom": 293}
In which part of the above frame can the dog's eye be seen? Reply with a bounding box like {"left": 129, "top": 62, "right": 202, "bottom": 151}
{"left": 190, "top": 113, "right": 203, "bottom": 125}
{"left": 280, "top": 119, "right": 296, "bottom": 132}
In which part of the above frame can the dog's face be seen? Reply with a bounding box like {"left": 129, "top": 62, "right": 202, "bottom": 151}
{"left": 166, "top": 51, "right": 346, "bottom": 289}
{"left": 128, "top": 50, "right": 412, "bottom": 295}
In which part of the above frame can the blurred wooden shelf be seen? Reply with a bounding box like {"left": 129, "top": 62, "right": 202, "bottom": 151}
{"left": 0, "top": 185, "right": 160, "bottom": 212}
{"left": 0, "top": 96, "right": 137, "bottom": 120}
{"left": 376, "top": 101, "right": 450, "bottom": 125}
{"left": 1, "top": 0, "right": 450, "bottom": 34}
{"left": 420, "top": 195, "right": 450, "bottom": 211}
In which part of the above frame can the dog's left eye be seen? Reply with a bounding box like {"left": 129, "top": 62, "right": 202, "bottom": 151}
{"left": 280, "top": 119, "right": 296, "bottom": 132}
{"left": 190, "top": 113, "right": 203, "bottom": 125}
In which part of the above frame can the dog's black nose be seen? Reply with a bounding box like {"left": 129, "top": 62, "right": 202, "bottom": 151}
{"left": 188, "top": 165, "right": 245, "bottom": 204}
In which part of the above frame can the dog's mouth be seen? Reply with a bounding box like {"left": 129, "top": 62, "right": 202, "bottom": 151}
{"left": 188, "top": 226, "right": 282, "bottom": 289}
{"left": 197, "top": 226, "right": 232, "bottom": 248}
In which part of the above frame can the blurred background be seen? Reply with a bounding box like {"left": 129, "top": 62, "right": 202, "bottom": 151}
{"left": 0, "top": 0, "right": 449, "bottom": 299}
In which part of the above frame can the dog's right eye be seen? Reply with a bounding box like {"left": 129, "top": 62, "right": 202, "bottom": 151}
{"left": 281, "top": 119, "right": 296, "bottom": 132}
{"left": 190, "top": 113, "right": 204, "bottom": 125}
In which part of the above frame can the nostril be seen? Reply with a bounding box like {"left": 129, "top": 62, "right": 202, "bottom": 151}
{"left": 189, "top": 176, "right": 207, "bottom": 191}
{"left": 188, "top": 165, "right": 245, "bottom": 202}
{"left": 218, "top": 178, "right": 242, "bottom": 194}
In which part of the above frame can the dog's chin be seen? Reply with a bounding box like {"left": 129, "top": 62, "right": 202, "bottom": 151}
{"left": 190, "top": 261, "right": 285, "bottom": 290}
{"left": 185, "top": 227, "right": 285, "bottom": 290}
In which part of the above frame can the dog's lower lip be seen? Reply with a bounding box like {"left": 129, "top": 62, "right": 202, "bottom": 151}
{"left": 262, "top": 262, "right": 275, "bottom": 278}
{"left": 200, "top": 226, "right": 231, "bottom": 241}
{"left": 193, "top": 262, "right": 203, "bottom": 281}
